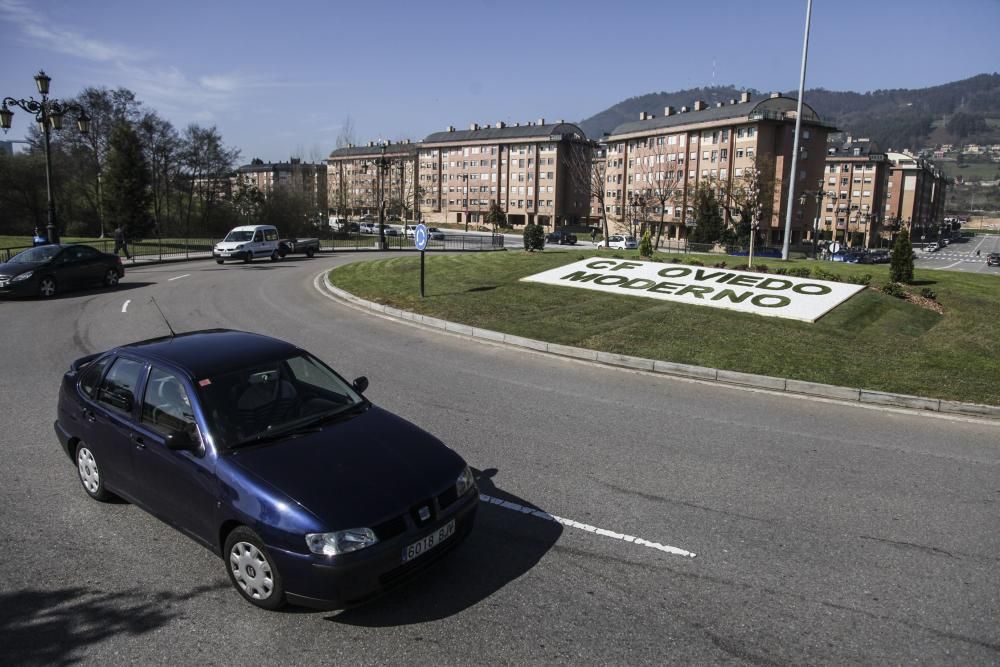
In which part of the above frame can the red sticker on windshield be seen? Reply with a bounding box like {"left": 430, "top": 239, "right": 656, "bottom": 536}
{"left": 198, "top": 379, "right": 212, "bottom": 387}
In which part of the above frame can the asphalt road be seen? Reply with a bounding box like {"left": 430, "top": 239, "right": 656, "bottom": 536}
{"left": 913, "top": 234, "right": 1000, "bottom": 274}
{"left": 2, "top": 253, "right": 998, "bottom": 665}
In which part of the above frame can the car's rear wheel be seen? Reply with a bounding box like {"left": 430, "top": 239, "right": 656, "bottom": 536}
{"left": 270, "top": 250, "right": 280, "bottom": 262}
{"left": 224, "top": 527, "right": 286, "bottom": 610}
{"left": 305, "top": 247, "right": 315, "bottom": 258}
{"left": 76, "top": 443, "right": 113, "bottom": 501}
{"left": 39, "top": 276, "right": 57, "bottom": 298}
{"left": 103, "top": 268, "right": 120, "bottom": 287}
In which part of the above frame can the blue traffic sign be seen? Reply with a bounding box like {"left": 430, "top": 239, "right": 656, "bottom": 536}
{"left": 414, "top": 224, "right": 428, "bottom": 251}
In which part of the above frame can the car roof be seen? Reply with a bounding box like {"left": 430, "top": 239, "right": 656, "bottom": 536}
{"left": 115, "top": 329, "right": 301, "bottom": 379}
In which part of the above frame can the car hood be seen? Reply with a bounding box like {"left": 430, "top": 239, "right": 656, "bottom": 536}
{"left": 225, "top": 405, "right": 466, "bottom": 529}
{"left": 215, "top": 241, "right": 248, "bottom": 250}
{"left": 0, "top": 259, "right": 47, "bottom": 276}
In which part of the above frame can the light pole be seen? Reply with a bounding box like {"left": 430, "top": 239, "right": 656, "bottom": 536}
{"left": 460, "top": 174, "right": 470, "bottom": 232}
{"left": 361, "top": 143, "right": 407, "bottom": 250}
{"left": 799, "top": 183, "right": 836, "bottom": 258}
{"left": 2, "top": 70, "right": 91, "bottom": 244}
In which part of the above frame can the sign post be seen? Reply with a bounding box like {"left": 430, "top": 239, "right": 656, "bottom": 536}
{"left": 414, "top": 224, "right": 428, "bottom": 298}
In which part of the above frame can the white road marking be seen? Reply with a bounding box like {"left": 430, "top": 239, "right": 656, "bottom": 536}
{"left": 479, "top": 493, "right": 697, "bottom": 558}
{"left": 121, "top": 299, "right": 131, "bottom": 313}
{"left": 168, "top": 273, "right": 190, "bottom": 281}
{"left": 941, "top": 259, "right": 966, "bottom": 270}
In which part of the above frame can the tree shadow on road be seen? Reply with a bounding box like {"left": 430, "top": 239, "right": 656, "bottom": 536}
{"left": 0, "top": 584, "right": 220, "bottom": 666}
{"left": 329, "top": 467, "right": 562, "bottom": 626}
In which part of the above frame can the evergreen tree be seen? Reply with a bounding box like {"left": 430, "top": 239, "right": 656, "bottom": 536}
{"left": 638, "top": 229, "right": 653, "bottom": 257}
{"left": 485, "top": 201, "right": 507, "bottom": 231}
{"left": 890, "top": 228, "right": 914, "bottom": 283}
{"left": 688, "top": 183, "right": 725, "bottom": 244}
{"left": 103, "top": 123, "right": 152, "bottom": 239}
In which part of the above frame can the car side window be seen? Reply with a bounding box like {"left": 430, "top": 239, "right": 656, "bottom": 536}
{"left": 264, "top": 229, "right": 277, "bottom": 242}
{"left": 79, "top": 356, "right": 112, "bottom": 399}
{"left": 251, "top": 231, "right": 260, "bottom": 242}
{"left": 76, "top": 246, "right": 100, "bottom": 260}
{"left": 142, "top": 367, "right": 198, "bottom": 438}
{"left": 96, "top": 357, "right": 146, "bottom": 416}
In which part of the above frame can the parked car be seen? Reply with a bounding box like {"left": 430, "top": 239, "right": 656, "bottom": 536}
{"left": 54, "top": 329, "right": 478, "bottom": 610}
{"left": 278, "top": 237, "right": 320, "bottom": 258}
{"left": 214, "top": 225, "right": 282, "bottom": 263}
{"left": 427, "top": 227, "right": 446, "bottom": 240}
{"left": 987, "top": 253, "right": 1000, "bottom": 267}
{"left": 0, "top": 244, "right": 124, "bottom": 298}
{"left": 546, "top": 229, "right": 578, "bottom": 245}
{"left": 403, "top": 224, "right": 418, "bottom": 238}
{"left": 359, "top": 221, "right": 377, "bottom": 234}
{"left": 606, "top": 235, "right": 638, "bottom": 250}
{"left": 861, "top": 250, "right": 890, "bottom": 264}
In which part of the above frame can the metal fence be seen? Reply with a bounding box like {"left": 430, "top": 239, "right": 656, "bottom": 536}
{"left": 0, "top": 232, "right": 504, "bottom": 264}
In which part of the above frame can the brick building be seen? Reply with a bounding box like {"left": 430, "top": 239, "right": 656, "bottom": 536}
{"left": 236, "top": 158, "right": 328, "bottom": 213}
{"left": 884, "top": 151, "right": 948, "bottom": 243}
{"left": 418, "top": 120, "right": 591, "bottom": 228}
{"left": 823, "top": 137, "right": 890, "bottom": 248}
{"left": 326, "top": 141, "right": 418, "bottom": 219}
{"left": 602, "top": 92, "right": 835, "bottom": 246}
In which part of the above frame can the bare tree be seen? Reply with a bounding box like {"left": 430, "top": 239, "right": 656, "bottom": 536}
{"left": 633, "top": 151, "right": 684, "bottom": 248}
{"left": 715, "top": 154, "right": 779, "bottom": 247}
{"left": 335, "top": 116, "right": 356, "bottom": 149}
{"left": 566, "top": 141, "right": 607, "bottom": 244}
{"left": 137, "top": 111, "right": 180, "bottom": 237}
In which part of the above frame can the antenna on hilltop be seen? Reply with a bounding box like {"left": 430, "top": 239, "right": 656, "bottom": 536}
{"left": 149, "top": 296, "right": 176, "bottom": 338}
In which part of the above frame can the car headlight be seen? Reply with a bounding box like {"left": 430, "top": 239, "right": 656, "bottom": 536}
{"left": 11, "top": 271, "right": 33, "bottom": 282}
{"left": 234, "top": 244, "right": 244, "bottom": 250}
{"left": 456, "top": 466, "right": 475, "bottom": 497}
{"left": 305, "top": 527, "right": 378, "bottom": 556}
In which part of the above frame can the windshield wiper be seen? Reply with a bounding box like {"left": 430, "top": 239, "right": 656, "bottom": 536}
{"left": 227, "top": 403, "right": 368, "bottom": 452}
{"left": 297, "top": 402, "right": 369, "bottom": 429}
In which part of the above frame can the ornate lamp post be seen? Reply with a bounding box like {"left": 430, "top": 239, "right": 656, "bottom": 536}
{"left": 799, "top": 182, "right": 836, "bottom": 259}
{"left": 360, "top": 143, "right": 409, "bottom": 250}
{"left": 2, "top": 71, "right": 90, "bottom": 244}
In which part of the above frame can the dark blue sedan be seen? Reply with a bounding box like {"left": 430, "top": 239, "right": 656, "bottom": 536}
{"left": 54, "top": 329, "right": 478, "bottom": 610}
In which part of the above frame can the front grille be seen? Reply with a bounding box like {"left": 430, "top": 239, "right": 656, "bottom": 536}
{"left": 372, "top": 515, "right": 407, "bottom": 541}
{"left": 436, "top": 486, "right": 459, "bottom": 510}
{"left": 409, "top": 499, "right": 437, "bottom": 526}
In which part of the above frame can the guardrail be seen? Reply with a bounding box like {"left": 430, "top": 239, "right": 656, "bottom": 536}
{"left": 321, "top": 232, "right": 505, "bottom": 252}
{"left": 1, "top": 238, "right": 215, "bottom": 263}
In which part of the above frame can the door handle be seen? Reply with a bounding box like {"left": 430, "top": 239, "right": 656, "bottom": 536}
{"left": 130, "top": 434, "right": 146, "bottom": 449}
{"left": 83, "top": 409, "right": 96, "bottom": 423}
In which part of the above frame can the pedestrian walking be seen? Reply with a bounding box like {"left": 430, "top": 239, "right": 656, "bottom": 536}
{"left": 590, "top": 228, "right": 597, "bottom": 244}
{"left": 976, "top": 249, "right": 981, "bottom": 257}
{"left": 113, "top": 225, "right": 131, "bottom": 259}
{"left": 32, "top": 227, "right": 47, "bottom": 246}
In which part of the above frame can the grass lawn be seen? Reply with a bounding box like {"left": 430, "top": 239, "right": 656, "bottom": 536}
{"left": 329, "top": 249, "right": 1000, "bottom": 406}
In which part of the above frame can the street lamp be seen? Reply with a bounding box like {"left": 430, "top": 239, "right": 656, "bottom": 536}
{"left": 360, "top": 142, "right": 407, "bottom": 250}
{"left": 2, "top": 70, "right": 90, "bottom": 244}
{"left": 460, "top": 173, "right": 470, "bottom": 232}
{"left": 799, "top": 183, "right": 836, "bottom": 259}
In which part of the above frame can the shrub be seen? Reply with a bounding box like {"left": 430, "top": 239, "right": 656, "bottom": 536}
{"left": 523, "top": 223, "right": 545, "bottom": 251}
{"left": 881, "top": 281, "right": 907, "bottom": 298}
{"left": 812, "top": 267, "right": 843, "bottom": 282}
{"left": 847, "top": 274, "right": 872, "bottom": 286}
{"left": 732, "top": 264, "right": 749, "bottom": 271}
{"left": 687, "top": 259, "right": 704, "bottom": 266}
{"left": 920, "top": 287, "right": 937, "bottom": 300}
{"left": 713, "top": 261, "right": 728, "bottom": 268}
{"left": 671, "top": 257, "right": 683, "bottom": 263}
{"left": 638, "top": 229, "right": 653, "bottom": 257}
{"left": 786, "top": 267, "right": 811, "bottom": 278}
{"left": 753, "top": 264, "right": 769, "bottom": 273}
{"left": 772, "top": 267, "right": 788, "bottom": 275}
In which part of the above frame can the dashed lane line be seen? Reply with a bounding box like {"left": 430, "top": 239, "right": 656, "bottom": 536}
{"left": 121, "top": 299, "right": 130, "bottom": 313}
{"left": 167, "top": 273, "right": 191, "bottom": 281}
{"left": 480, "top": 493, "right": 697, "bottom": 559}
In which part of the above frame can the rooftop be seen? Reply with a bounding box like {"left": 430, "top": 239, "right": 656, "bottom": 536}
{"left": 328, "top": 141, "right": 418, "bottom": 159}
{"left": 423, "top": 121, "right": 587, "bottom": 144}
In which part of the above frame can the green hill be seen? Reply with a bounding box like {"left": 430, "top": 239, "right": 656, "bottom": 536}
{"left": 579, "top": 73, "right": 1000, "bottom": 152}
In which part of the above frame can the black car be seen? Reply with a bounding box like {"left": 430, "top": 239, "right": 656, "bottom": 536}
{"left": 987, "top": 253, "right": 1000, "bottom": 267}
{"left": 0, "top": 244, "right": 124, "bottom": 298}
{"left": 54, "top": 329, "right": 478, "bottom": 610}
{"left": 546, "top": 229, "right": 578, "bottom": 245}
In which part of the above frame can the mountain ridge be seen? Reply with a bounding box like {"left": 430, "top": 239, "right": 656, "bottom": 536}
{"left": 578, "top": 73, "right": 1000, "bottom": 152}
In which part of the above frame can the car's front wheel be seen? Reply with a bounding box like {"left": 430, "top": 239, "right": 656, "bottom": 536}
{"left": 76, "top": 442, "right": 113, "bottom": 501}
{"left": 38, "top": 276, "right": 57, "bottom": 298}
{"left": 243, "top": 252, "right": 253, "bottom": 263}
{"left": 224, "top": 527, "right": 286, "bottom": 610}
{"left": 216, "top": 259, "right": 225, "bottom": 265}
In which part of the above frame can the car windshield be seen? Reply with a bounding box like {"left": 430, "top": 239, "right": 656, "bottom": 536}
{"left": 223, "top": 231, "right": 255, "bottom": 242}
{"left": 196, "top": 352, "right": 366, "bottom": 450}
{"left": 9, "top": 245, "right": 63, "bottom": 263}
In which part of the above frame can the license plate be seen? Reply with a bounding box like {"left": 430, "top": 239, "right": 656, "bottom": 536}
{"left": 402, "top": 519, "right": 455, "bottom": 563}
{"left": 220, "top": 251, "right": 231, "bottom": 257}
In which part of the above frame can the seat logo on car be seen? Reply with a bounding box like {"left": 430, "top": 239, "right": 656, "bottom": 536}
{"left": 418, "top": 506, "right": 431, "bottom": 521}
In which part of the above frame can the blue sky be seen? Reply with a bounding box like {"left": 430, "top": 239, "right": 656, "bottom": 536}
{"left": 2, "top": 0, "right": 998, "bottom": 162}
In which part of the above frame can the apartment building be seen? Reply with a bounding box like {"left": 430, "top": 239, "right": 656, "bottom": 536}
{"left": 884, "top": 151, "right": 948, "bottom": 242}
{"left": 236, "top": 158, "right": 328, "bottom": 212}
{"left": 418, "top": 120, "right": 591, "bottom": 227}
{"left": 326, "top": 140, "right": 418, "bottom": 218}
{"left": 823, "top": 137, "right": 890, "bottom": 248}
{"left": 602, "top": 92, "right": 835, "bottom": 246}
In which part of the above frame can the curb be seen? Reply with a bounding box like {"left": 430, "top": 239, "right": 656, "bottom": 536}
{"left": 321, "top": 275, "right": 1000, "bottom": 421}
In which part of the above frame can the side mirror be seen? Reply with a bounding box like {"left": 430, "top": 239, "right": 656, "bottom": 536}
{"left": 165, "top": 429, "right": 196, "bottom": 451}
{"left": 352, "top": 376, "right": 369, "bottom": 394}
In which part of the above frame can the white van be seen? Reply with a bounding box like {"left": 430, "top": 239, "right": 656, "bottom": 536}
{"left": 213, "top": 225, "right": 281, "bottom": 264}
